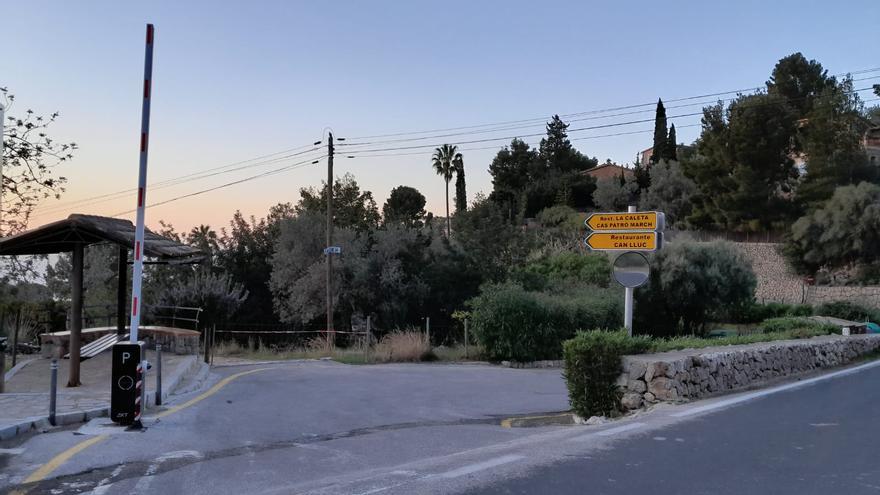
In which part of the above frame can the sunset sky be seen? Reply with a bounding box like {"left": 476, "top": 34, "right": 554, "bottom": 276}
{"left": 4, "top": 0, "right": 879, "bottom": 233}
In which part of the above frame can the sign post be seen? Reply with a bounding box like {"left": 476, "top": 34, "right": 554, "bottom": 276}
{"left": 584, "top": 206, "right": 664, "bottom": 336}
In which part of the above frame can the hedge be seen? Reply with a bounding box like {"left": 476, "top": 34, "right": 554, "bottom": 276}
{"left": 563, "top": 330, "right": 652, "bottom": 418}
{"left": 468, "top": 283, "right": 621, "bottom": 362}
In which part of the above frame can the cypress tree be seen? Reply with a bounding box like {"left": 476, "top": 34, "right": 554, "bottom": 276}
{"left": 454, "top": 156, "right": 467, "bottom": 213}
{"left": 665, "top": 124, "right": 678, "bottom": 161}
{"left": 651, "top": 98, "right": 667, "bottom": 164}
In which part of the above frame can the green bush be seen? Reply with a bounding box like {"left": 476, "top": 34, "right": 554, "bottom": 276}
{"left": 468, "top": 283, "right": 621, "bottom": 362}
{"left": 511, "top": 252, "right": 610, "bottom": 290}
{"left": 815, "top": 301, "right": 880, "bottom": 323}
{"left": 758, "top": 317, "right": 838, "bottom": 335}
{"left": 563, "top": 330, "right": 652, "bottom": 418}
{"left": 736, "top": 302, "right": 814, "bottom": 322}
{"left": 635, "top": 241, "right": 756, "bottom": 337}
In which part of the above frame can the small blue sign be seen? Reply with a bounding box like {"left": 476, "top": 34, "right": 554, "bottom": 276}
{"left": 323, "top": 246, "right": 342, "bottom": 255}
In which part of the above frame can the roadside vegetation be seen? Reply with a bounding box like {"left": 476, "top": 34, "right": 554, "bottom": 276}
{"left": 212, "top": 330, "right": 484, "bottom": 365}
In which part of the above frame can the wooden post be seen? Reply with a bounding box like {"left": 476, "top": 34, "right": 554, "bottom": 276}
{"left": 464, "top": 319, "right": 469, "bottom": 360}
{"left": 68, "top": 243, "right": 84, "bottom": 387}
{"left": 12, "top": 307, "right": 20, "bottom": 367}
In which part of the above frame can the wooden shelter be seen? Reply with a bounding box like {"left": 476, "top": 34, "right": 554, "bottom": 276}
{"left": 0, "top": 214, "right": 202, "bottom": 386}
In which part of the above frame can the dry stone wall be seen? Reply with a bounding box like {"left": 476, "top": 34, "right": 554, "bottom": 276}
{"left": 616, "top": 335, "right": 880, "bottom": 410}
{"left": 699, "top": 241, "right": 880, "bottom": 309}
{"left": 804, "top": 285, "right": 880, "bottom": 309}
{"left": 730, "top": 243, "right": 805, "bottom": 304}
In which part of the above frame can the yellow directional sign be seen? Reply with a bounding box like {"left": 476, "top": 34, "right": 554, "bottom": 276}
{"left": 585, "top": 232, "right": 660, "bottom": 252}
{"left": 585, "top": 211, "right": 662, "bottom": 231}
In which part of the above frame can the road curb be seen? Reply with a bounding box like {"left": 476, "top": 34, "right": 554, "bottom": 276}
{"left": 0, "top": 355, "right": 198, "bottom": 442}
{"left": 500, "top": 412, "right": 575, "bottom": 428}
{"left": 4, "top": 358, "right": 35, "bottom": 382}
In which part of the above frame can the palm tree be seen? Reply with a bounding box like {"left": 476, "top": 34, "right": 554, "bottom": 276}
{"left": 432, "top": 144, "right": 461, "bottom": 237}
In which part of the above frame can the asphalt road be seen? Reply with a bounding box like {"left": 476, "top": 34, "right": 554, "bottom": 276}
{"left": 2, "top": 358, "right": 879, "bottom": 495}
{"left": 466, "top": 360, "right": 880, "bottom": 495}
{"left": 0, "top": 360, "right": 570, "bottom": 494}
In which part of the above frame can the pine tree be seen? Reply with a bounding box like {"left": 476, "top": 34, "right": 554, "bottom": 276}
{"left": 665, "top": 124, "right": 678, "bottom": 161}
{"left": 651, "top": 98, "right": 668, "bottom": 164}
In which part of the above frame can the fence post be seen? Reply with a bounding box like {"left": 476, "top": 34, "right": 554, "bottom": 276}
{"left": 210, "top": 324, "right": 216, "bottom": 365}
{"left": 203, "top": 326, "right": 210, "bottom": 365}
{"left": 425, "top": 317, "right": 430, "bottom": 346}
{"left": 464, "top": 319, "right": 469, "bottom": 360}
{"left": 364, "top": 316, "right": 371, "bottom": 362}
{"left": 155, "top": 343, "right": 163, "bottom": 406}
{"left": 0, "top": 338, "right": 5, "bottom": 393}
{"left": 49, "top": 359, "right": 58, "bottom": 426}
{"left": 12, "top": 307, "right": 21, "bottom": 367}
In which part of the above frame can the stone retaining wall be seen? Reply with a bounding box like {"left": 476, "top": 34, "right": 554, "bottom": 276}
{"left": 616, "top": 335, "right": 880, "bottom": 410}
{"left": 804, "top": 285, "right": 880, "bottom": 309}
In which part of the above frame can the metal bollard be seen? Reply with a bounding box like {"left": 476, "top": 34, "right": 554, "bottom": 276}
{"left": 155, "top": 343, "right": 162, "bottom": 406}
{"left": 49, "top": 359, "right": 58, "bottom": 426}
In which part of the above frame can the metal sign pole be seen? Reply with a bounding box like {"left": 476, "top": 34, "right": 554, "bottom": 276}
{"left": 624, "top": 205, "right": 636, "bottom": 336}
{"left": 129, "top": 24, "right": 155, "bottom": 344}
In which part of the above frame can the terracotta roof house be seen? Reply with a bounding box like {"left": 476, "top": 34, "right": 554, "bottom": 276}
{"left": 583, "top": 163, "right": 634, "bottom": 181}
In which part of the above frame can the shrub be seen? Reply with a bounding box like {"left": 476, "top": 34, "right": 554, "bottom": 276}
{"left": 511, "top": 252, "right": 610, "bottom": 290}
{"left": 758, "top": 317, "right": 838, "bottom": 335}
{"left": 815, "top": 301, "right": 880, "bottom": 323}
{"left": 784, "top": 182, "right": 880, "bottom": 275}
{"left": 468, "top": 283, "right": 621, "bottom": 362}
{"left": 563, "top": 330, "right": 652, "bottom": 418}
{"left": 634, "top": 241, "right": 756, "bottom": 337}
{"left": 736, "top": 302, "right": 814, "bottom": 323}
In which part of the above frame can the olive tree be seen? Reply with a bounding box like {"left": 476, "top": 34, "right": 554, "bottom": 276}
{"left": 635, "top": 241, "right": 756, "bottom": 337}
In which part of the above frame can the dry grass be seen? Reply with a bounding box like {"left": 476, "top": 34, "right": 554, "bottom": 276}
{"left": 373, "top": 330, "right": 432, "bottom": 362}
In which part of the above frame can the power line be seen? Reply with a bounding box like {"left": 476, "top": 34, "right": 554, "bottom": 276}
{"left": 32, "top": 145, "right": 322, "bottom": 218}
{"left": 344, "top": 124, "right": 707, "bottom": 159}
{"left": 111, "top": 154, "right": 327, "bottom": 217}
{"left": 341, "top": 84, "right": 879, "bottom": 149}
{"left": 343, "top": 68, "right": 880, "bottom": 141}
{"left": 339, "top": 87, "right": 878, "bottom": 155}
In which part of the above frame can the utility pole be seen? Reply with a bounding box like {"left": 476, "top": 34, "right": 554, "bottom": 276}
{"left": 1, "top": 102, "right": 5, "bottom": 236}
{"left": 326, "top": 132, "right": 334, "bottom": 345}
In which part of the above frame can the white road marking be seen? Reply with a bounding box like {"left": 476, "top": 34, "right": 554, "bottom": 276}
{"left": 89, "top": 483, "right": 114, "bottom": 495}
{"left": 568, "top": 421, "right": 645, "bottom": 442}
{"left": 597, "top": 422, "right": 645, "bottom": 436}
{"left": 0, "top": 448, "right": 25, "bottom": 455}
{"left": 433, "top": 454, "right": 524, "bottom": 479}
{"left": 671, "top": 358, "right": 880, "bottom": 418}
{"left": 133, "top": 450, "right": 204, "bottom": 493}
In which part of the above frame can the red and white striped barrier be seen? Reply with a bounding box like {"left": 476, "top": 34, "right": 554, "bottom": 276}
{"left": 129, "top": 23, "right": 155, "bottom": 344}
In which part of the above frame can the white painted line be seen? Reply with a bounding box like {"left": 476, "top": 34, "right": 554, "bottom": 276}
{"left": 569, "top": 422, "right": 645, "bottom": 442}
{"left": 89, "top": 483, "right": 114, "bottom": 495}
{"left": 434, "top": 454, "right": 524, "bottom": 479}
{"left": 597, "top": 422, "right": 645, "bottom": 436}
{"left": 672, "top": 358, "right": 880, "bottom": 418}
{"left": 0, "top": 448, "right": 25, "bottom": 455}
